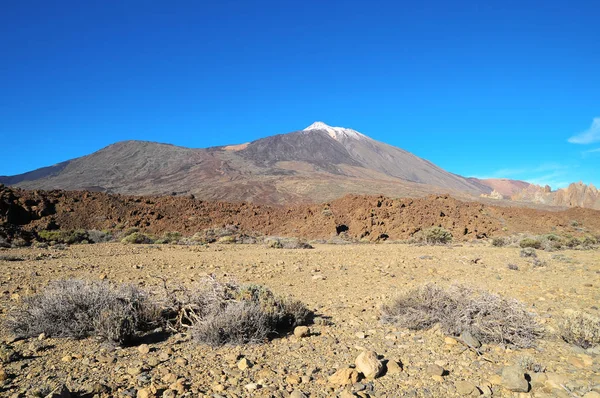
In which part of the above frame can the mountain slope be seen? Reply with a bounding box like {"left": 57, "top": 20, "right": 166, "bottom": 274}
{"left": 0, "top": 122, "right": 501, "bottom": 204}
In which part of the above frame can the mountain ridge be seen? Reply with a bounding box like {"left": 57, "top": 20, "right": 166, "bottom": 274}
{"left": 1, "top": 122, "right": 596, "bottom": 209}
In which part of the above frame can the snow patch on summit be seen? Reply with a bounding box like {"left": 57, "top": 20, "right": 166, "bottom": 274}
{"left": 303, "top": 121, "right": 367, "bottom": 141}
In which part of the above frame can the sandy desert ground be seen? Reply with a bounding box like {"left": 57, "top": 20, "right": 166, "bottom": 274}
{"left": 0, "top": 242, "right": 599, "bottom": 398}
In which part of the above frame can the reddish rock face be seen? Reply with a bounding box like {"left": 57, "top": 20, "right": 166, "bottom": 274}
{"left": 2, "top": 185, "right": 600, "bottom": 245}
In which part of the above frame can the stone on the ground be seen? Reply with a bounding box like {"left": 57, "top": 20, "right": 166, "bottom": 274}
{"left": 426, "top": 363, "right": 444, "bottom": 376}
{"left": 460, "top": 331, "right": 481, "bottom": 348}
{"left": 454, "top": 380, "right": 477, "bottom": 395}
{"left": 386, "top": 360, "right": 402, "bottom": 374}
{"left": 501, "top": 365, "right": 529, "bottom": 393}
{"left": 237, "top": 357, "right": 253, "bottom": 370}
{"left": 355, "top": 351, "right": 383, "bottom": 379}
{"left": 294, "top": 326, "right": 310, "bottom": 338}
{"left": 138, "top": 344, "right": 150, "bottom": 355}
{"left": 328, "top": 368, "right": 360, "bottom": 385}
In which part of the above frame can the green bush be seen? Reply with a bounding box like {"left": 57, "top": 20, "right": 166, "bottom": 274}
{"left": 38, "top": 229, "right": 89, "bottom": 245}
{"left": 416, "top": 227, "right": 453, "bottom": 245}
{"left": 519, "top": 238, "right": 542, "bottom": 249}
{"left": 155, "top": 231, "right": 182, "bottom": 244}
{"left": 121, "top": 232, "right": 155, "bottom": 244}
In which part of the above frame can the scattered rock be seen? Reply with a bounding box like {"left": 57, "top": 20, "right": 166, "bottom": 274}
{"left": 454, "top": 380, "right": 477, "bottom": 396}
{"left": 245, "top": 382, "right": 259, "bottom": 391}
{"left": 426, "top": 364, "right": 444, "bottom": 376}
{"left": 290, "top": 390, "right": 307, "bottom": 398}
{"left": 386, "top": 360, "right": 402, "bottom": 374}
{"left": 238, "top": 357, "right": 253, "bottom": 370}
{"left": 137, "top": 388, "right": 154, "bottom": 398}
{"left": 355, "top": 351, "right": 383, "bottom": 379}
{"left": 501, "top": 365, "right": 529, "bottom": 393}
{"left": 328, "top": 368, "right": 360, "bottom": 385}
{"left": 294, "top": 326, "right": 310, "bottom": 338}
{"left": 138, "top": 344, "right": 150, "bottom": 355}
{"left": 460, "top": 331, "right": 481, "bottom": 348}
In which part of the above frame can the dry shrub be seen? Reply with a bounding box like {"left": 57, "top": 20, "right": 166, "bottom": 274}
{"left": 5, "top": 279, "right": 159, "bottom": 345}
{"left": 162, "top": 277, "right": 312, "bottom": 347}
{"left": 265, "top": 237, "right": 313, "bottom": 249}
{"left": 192, "top": 301, "right": 270, "bottom": 346}
{"left": 519, "top": 238, "right": 542, "bottom": 249}
{"left": 560, "top": 311, "right": 600, "bottom": 349}
{"left": 520, "top": 247, "right": 537, "bottom": 258}
{"left": 154, "top": 231, "right": 182, "bottom": 244}
{"left": 0, "top": 254, "right": 24, "bottom": 262}
{"left": 87, "top": 230, "right": 113, "bottom": 243}
{"left": 414, "top": 227, "right": 452, "bottom": 245}
{"left": 517, "top": 355, "right": 546, "bottom": 373}
{"left": 381, "top": 284, "right": 542, "bottom": 348}
{"left": 491, "top": 237, "right": 506, "bottom": 247}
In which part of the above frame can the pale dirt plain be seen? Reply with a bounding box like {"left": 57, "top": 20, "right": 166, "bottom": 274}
{"left": 0, "top": 242, "right": 599, "bottom": 398}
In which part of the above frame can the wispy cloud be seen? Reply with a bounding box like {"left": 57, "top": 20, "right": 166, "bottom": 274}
{"left": 568, "top": 118, "right": 600, "bottom": 144}
{"left": 584, "top": 147, "right": 600, "bottom": 154}
{"left": 474, "top": 163, "right": 572, "bottom": 189}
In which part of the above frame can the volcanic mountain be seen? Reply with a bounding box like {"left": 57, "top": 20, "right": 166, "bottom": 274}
{"left": 0, "top": 122, "right": 506, "bottom": 204}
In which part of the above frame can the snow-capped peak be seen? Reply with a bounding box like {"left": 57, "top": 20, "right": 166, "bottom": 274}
{"left": 303, "top": 121, "right": 366, "bottom": 141}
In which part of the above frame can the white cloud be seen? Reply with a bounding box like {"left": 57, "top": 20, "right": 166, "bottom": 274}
{"left": 568, "top": 118, "right": 600, "bottom": 144}
{"left": 475, "top": 163, "right": 572, "bottom": 190}
{"left": 584, "top": 147, "right": 600, "bottom": 154}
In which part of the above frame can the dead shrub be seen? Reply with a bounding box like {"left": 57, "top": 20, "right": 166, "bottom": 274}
{"left": 161, "top": 277, "right": 312, "bottom": 347}
{"left": 5, "top": 279, "right": 159, "bottom": 345}
{"left": 517, "top": 355, "right": 546, "bottom": 373}
{"left": 0, "top": 255, "right": 24, "bottom": 262}
{"left": 265, "top": 237, "right": 313, "bottom": 249}
{"left": 192, "top": 301, "right": 270, "bottom": 346}
{"left": 559, "top": 311, "right": 600, "bottom": 349}
{"left": 381, "top": 284, "right": 542, "bottom": 348}
{"left": 520, "top": 247, "right": 537, "bottom": 258}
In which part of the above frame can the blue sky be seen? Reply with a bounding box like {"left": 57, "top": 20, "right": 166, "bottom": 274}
{"left": 1, "top": 0, "right": 598, "bottom": 189}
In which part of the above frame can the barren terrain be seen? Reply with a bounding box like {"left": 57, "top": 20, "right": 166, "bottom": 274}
{"left": 0, "top": 242, "right": 599, "bottom": 397}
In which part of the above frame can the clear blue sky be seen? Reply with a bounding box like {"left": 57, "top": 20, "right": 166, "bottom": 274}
{"left": 1, "top": 0, "right": 599, "bottom": 189}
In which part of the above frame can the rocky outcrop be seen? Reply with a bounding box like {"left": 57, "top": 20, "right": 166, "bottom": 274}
{"left": 512, "top": 182, "right": 600, "bottom": 210}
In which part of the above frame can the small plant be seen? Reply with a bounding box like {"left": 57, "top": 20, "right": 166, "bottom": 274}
{"left": 491, "top": 238, "right": 506, "bottom": 247}
{"left": 120, "top": 227, "right": 140, "bottom": 238}
{"left": 121, "top": 232, "right": 155, "bottom": 244}
{"left": 530, "top": 258, "right": 547, "bottom": 268}
{"left": 162, "top": 278, "right": 312, "bottom": 347}
{"left": 265, "top": 237, "right": 313, "bottom": 249}
{"left": 381, "top": 284, "right": 542, "bottom": 348}
{"left": 0, "top": 255, "right": 24, "bottom": 262}
{"left": 559, "top": 311, "right": 600, "bottom": 349}
{"left": 520, "top": 247, "right": 537, "bottom": 258}
{"left": 38, "top": 229, "right": 89, "bottom": 245}
{"left": 87, "top": 230, "right": 113, "bottom": 243}
{"left": 415, "top": 227, "right": 453, "bottom": 245}
{"left": 517, "top": 355, "right": 546, "bottom": 373}
{"left": 5, "top": 279, "right": 160, "bottom": 345}
{"left": 155, "top": 231, "right": 182, "bottom": 244}
{"left": 507, "top": 263, "right": 519, "bottom": 271}
{"left": 520, "top": 238, "right": 542, "bottom": 249}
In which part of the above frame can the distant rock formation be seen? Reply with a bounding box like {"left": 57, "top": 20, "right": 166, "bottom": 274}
{"left": 511, "top": 182, "right": 600, "bottom": 210}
